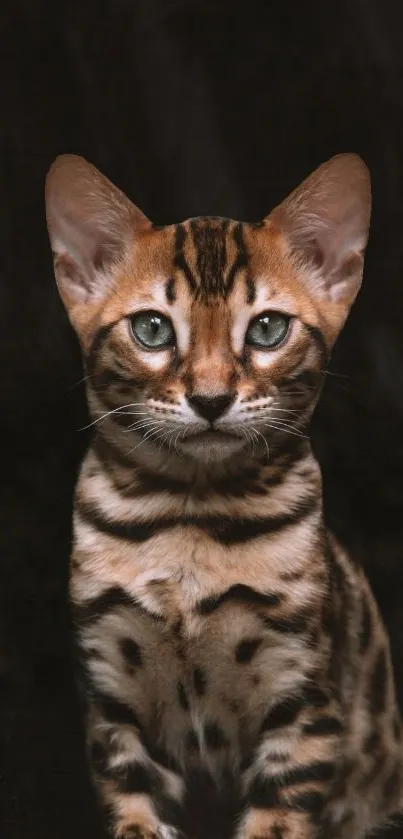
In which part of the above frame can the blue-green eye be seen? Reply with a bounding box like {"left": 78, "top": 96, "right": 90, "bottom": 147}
{"left": 246, "top": 312, "right": 290, "bottom": 349}
{"left": 130, "top": 311, "right": 175, "bottom": 350}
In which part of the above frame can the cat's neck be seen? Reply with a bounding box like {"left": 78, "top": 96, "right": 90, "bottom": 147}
{"left": 92, "top": 421, "right": 323, "bottom": 513}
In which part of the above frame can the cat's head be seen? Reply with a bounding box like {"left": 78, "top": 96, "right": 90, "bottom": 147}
{"left": 45, "top": 154, "right": 371, "bottom": 464}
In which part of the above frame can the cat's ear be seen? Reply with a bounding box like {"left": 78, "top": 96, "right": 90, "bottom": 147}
{"left": 267, "top": 154, "right": 371, "bottom": 315}
{"left": 45, "top": 155, "right": 150, "bottom": 313}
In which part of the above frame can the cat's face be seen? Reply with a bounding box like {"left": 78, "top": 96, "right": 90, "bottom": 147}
{"left": 45, "top": 154, "right": 371, "bottom": 464}
{"left": 76, "top": 219, "right": 329, "bottom": 462}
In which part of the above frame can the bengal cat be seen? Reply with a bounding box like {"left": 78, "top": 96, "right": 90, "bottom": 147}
{"left": 45, "top": 153, "right": 403, "bottom": 839}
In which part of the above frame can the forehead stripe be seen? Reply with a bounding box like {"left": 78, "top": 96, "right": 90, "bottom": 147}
{"left": 225, "top": 222, "right": 249, "bottom": 298}
{"left": 174, "top": 224, "right": 197, "bottom": 292}
{"left": 190, "top": 217, "right": 229, "bottom": 299}
{"left": 165, "top": 276, "right": 176, "bottom": 304}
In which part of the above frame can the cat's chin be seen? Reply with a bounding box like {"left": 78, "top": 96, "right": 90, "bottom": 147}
{"left": 176, "top": 430, "right": 246, "bottom": 462}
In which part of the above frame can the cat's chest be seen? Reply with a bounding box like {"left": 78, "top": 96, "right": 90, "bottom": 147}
{"left": 84, "top": 568, "right": 315, "bottom": 777}
{"left": 76, "top": 520, "right": 321, "bottom": 777}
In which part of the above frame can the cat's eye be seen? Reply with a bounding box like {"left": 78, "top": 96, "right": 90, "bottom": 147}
{"left": 130, "top": 311, "right": 175, "bottom": 350}
{"left": 246, "top": 312, "right": 290, "bottom": 349}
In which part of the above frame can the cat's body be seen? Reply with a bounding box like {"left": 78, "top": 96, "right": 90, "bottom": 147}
{"left": 45, "top": 155, "right": 403, "bottom": 838}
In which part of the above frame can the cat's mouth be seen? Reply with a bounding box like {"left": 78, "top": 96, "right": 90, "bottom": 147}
{"left": 177, "top": 428, "right": 246, "bottom": 458}
{"left": 187, "top": 430, "right": 238, "bottom": 443}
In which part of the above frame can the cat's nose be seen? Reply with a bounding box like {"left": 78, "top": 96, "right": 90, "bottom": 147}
{"left": 187, "top": 393, "right": 235, "bottom": 423}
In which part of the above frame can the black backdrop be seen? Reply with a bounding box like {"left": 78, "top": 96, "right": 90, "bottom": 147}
{"left": 1, "top": 1, "right": 403, "bottom": 837}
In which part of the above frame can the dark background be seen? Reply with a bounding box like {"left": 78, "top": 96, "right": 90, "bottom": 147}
{"left": 1, "top": 1, "right": 403, "bottom": 836}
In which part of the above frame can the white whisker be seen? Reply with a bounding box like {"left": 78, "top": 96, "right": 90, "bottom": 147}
{"left": 251, "top": 425, "right": 271, "bottom": 464}
{"left": 270, "top": 407, "right": 300, "bottom": 414}
{"left": 67, "top": 372, "right": 96, "bottom": 391}
{"left": 242, "top": 427, "right": 255, "bottom": 457}
{"left": 157, "top": 428, "right": 177, "bottom": 452}
{"left": 173, "top": 427, "right": 184, "bottom": 455}
{"left": 323, "top": 369, "right": 349, "bottom": 379}
{"left": 259, "top": 420, "right": 308, "bottom": 439}
{"left": 124, "top": 419, "right": 165, "bottom": 433}
{"left": 249, "top": 427, "right": 259, "bottom": 457}
{"left": 80, "top": 402, "right": 148, "bottom": 431}
{"left": 128, "top": 424, "right": 166, "bottom": 454}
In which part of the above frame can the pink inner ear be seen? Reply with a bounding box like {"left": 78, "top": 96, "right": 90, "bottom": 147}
{"left": 343, "top": 252, "right": 363, "bottom": 279}
{"left": 46, "top": 155, "right": 152, "bottom": 308}
{"left": 54, "top": 253, "right": 92, "bottom": 303}
{"left": 266, "top": 154, "right": 371, "bottom": 308}
{"left": 301, "top": 238, "right": 325, "bottom": 271}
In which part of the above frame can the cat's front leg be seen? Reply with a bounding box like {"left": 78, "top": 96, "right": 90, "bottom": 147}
{"left": 87, "top": 700, "right": 186, "bottom": 839}
{"left": 235, "top": 686, "right": 343, "bottom": 839}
